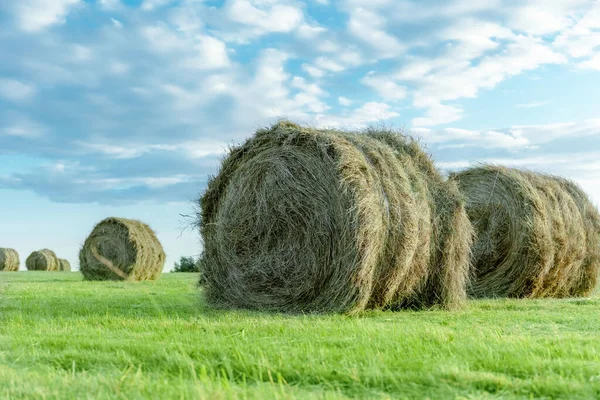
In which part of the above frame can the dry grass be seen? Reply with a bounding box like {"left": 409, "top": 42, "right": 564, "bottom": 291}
{"left": 199, "top": 121, "right": 472, "bottom": 314}
{"left": 58, "top": 258, "right": 71, "bottom": 272}
{"left": 25, "top": 249, "right": 59, "bottom": 271}
{"left": 451, "top": 165, "right": 600, "bottom": 298}
{"left": 79, "top": 217, "right": 166, "bottom": 281}
{"left": 0, "top": 248, "right": 19, "bottom": 272}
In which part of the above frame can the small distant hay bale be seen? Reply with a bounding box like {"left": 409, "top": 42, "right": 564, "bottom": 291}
{"left": 451, "top": 165, "right": 600, "bottom": 298}
{"left": 198, "top": 121, "right": 473, "bottom": 314}
{"left": 58, "top": 258, "right": 71, "bottom": 272}
{"left": 79, "top": 217, "right": 166, "bottom": 281}
{"left": 26, "top": 249, "right": 59, "bottom": 271}
{"left": 0, "top": 248, "right": 20, "bottom": 272}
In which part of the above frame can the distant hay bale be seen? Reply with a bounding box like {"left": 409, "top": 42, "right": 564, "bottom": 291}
{"left": 79, "top": 217, "right": 166, "bottom": 281}
{"left": 199, "top": 121, "right": 473, "bottom": 314}
{"left": 26, "top": 249, "right": 59, "bottom": 271}
{"left": 58, "top": 258, "right": 71, "bottom": 272}
{"left": 0, "top": 248, "right": 19, "bottom": 272}
{"left": 451, "top": 165, "right": 600, "bottom": 298}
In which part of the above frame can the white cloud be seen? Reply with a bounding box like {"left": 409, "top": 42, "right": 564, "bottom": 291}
{"left": 414, "top": 127, "right": 530, "bottom": 150}
{"left": 412, "top": 104, "right": 464, "bottom": 127}
{"left": 78, "top": 142, "right": 177, "bottom": 159}
{"left": 553, "top": 4, "right": 600, "bottom": 60}
{"left": 180, "top": 35, "right": 231, "bottom": 70}
{"left": 142, "top": 24, "right": 230, "bottom": 70}
{"left": 314, "top": 101, "right": 399, "bottom": 129}
{"left": 1, "top": 116, "right": 46, "bottom": 138}
{"left": 12, "top": 0, "right": 80, "bottom": 33}
{"left": 516, "top": 100, "right": 550, "bottom": 109}
{"left": 111, "top": 18, "right": 123, "bottom": 29}
{"left": 373, "top": 0, "right": 502, "bottom": 22}
{"left": 141, "top": 0, "right": 172, "bottom": 11}
{"left": 338, "top": 96, "right": 352, "bottom": 106}
{"left": 361, "top": 72, "right": 407, "bottom": 101}
{"left": 347, "top": 7, "right": 404, "bottom": 57}
{"left": 302, "top": 64, "right": 325, "bottom": 78}
{"left": 413, "top": 119, "right": 600, "bottom": 150}
{"left": 181, "top": 140, "right": 230, "bottom": 159}
{"left": 397, "top": 35, "right": 567, "bottom": 126}
{"left": 71, "top": 45, "right": 93, "bottom": 62}
{"left": 99, "top": 0, "right": 122, "bottom": 11}
{"left": 296, "top": 24, "right": 327, "bottom": 39}
{"left": 507, "top": 5, "right": 574, "bottom": 35}
{"left": 291, "top": 77, "right": 327, "bottom": 97}
{"left": 509, "top": 119, "right": 600, "bottom": 145}
{"left": 579, "top": 54, "right": 600, "bottom": 70}
{"left": 141, "top": 25, "right": 184, "bottom": 52}
{"left": 313, "top": 57, "right": 346, "bottom": 72}
{"left": 0, "top": 80, "right": 37, "bottom": 102}
{"left": 108, "top": 61, "right": 130, "bottom": 75}
{"left": 413, "top": 36, "right": 566, "bottom": 108}
{"left": 226, "top": 0, "right": 303, "bottom": 34}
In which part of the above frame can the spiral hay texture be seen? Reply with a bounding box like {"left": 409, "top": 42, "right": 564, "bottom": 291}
{"left": 26, "top": 249, "right": 59, "bottom": 271}
{"left": 451, "top": 165, "right": 600, "bottom": 298}
{"left": 58, "top": 258, "right": 71, "bottom": 272}
{"left": 0, "top": 248, "right": 19, "bottom": 272}
{"left": 79, "top": 218, "right": 166, "bottom": 281}
{"left": 199, "top": 121, "right": 473, "bottom": 314}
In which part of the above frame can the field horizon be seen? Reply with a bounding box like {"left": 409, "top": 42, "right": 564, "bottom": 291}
{"left": 1, "top": 272, "right": 599, "bottom": 399}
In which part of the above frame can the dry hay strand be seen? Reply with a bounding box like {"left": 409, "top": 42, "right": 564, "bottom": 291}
{"left": 79, "top": 217, "right": 166, "bottom": 281}
{"left": 198, "top": 120, "right": 473, "bottom": 314}
{"left": 58, "top": 258, "right": 72, "bottom": 272}
{"left": 26, "top": 249, "right": 59, "bottom": 271}
{"left": 0, "top": 248, "right": 20, "bottom": 272}
{"left": 451, "top": 165, "right": 600, "bottom": 298}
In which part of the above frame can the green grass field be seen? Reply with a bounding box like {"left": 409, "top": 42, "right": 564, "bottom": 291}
{"left": 1, "top": 272, "right": 599, "bottom": 399}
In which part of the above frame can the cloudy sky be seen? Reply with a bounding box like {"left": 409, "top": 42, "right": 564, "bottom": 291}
{"left": 1, "top": 0, "right": 599, "bottom": 271}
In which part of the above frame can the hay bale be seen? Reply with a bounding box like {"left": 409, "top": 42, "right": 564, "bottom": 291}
{"left": 26, "top": 249, "right": 59, "bottom": 271}
{"left": 451, "top": 165, "right": 600, "bottom": 298}
{"left": 79, "top": 217, "right": 166, "bottom": 281}
{"left": 58, "top": 258, "right": 71, "bottom": 272}
{"left": 0, "top": 248, "right": 20, "bottom": 272}
{"left": 199, "top": 121, "right": 473, "bottom": 314}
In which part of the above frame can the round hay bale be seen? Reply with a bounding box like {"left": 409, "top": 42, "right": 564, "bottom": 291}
{"left": 58, "top": 258, "right": 71, "bottom": 272}
{"left": 451, "top": 165, "right": 600, "bottom": 298}
{"left": 79, "top": 217, "right": 166, "bottom": 281}
{"left": 26, "top": 249, "right": 59, "bottom": 271}
{"left": 0, "top": 248, "right": 20, "bottom": 272}
{"left": 199, "top": 121, "right": 473, "bottom": 314}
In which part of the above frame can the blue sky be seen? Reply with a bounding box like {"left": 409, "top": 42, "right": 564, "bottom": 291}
{"left": 1, "top": 0, "right": 600, "bottom": 271}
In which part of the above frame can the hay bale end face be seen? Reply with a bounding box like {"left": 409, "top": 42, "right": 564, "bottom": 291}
{"left": 199, "top": 121, "right": 473, "bottom": 314}
{"left": 451, "top": 165, "right": 600, "bottom": 298}
{"left": 58, "top": 258, "right": 72, "bottom": 272}
{"left": 26, "top": 249, "right": 59, "bottom": 271}
{"left": 79, "top": 217, "right": 166, "bottom": 281}
{"left": 0, "top": 248, "right": 20, "bottom": 272}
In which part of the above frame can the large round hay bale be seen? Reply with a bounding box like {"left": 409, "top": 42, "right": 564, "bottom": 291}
{"left": 199, "top": 121, "right": 473, "bottom": 314}
{"left": 58, "top": 258, "right": 71, "bottom": 272}
{"left": 0, "top": 248, "right": 20, "bottom": 271}
{"left": 26, "top": 249, "right": 59, "bottom": 271}
{"left": 79, "top": 217, "right": 166, "bottom": 281}
{"left": 451, "top": 165, "right": 600, "bottom": 298}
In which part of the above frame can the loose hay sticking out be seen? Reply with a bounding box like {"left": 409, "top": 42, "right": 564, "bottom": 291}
{"left": 0, "top": 248, "right": 19, "bottom": 272}
{"left": 26, "top": 249, "right": 59, "bottom": 271}
{"left": 451, "top": 165, "right": 600, "bottom": 298}
{"left": 58, "top": 258, "right": 71, "bottom": 272}
{"left": 79, "top": 217, "right": 166, "bottom": 281}
{"left": 199, "top": 121, "right": 473, "bottom": 314}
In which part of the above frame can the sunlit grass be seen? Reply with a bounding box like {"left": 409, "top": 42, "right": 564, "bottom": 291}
{"left": 1, "top": 272, "right": 599, "bottom": 399}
